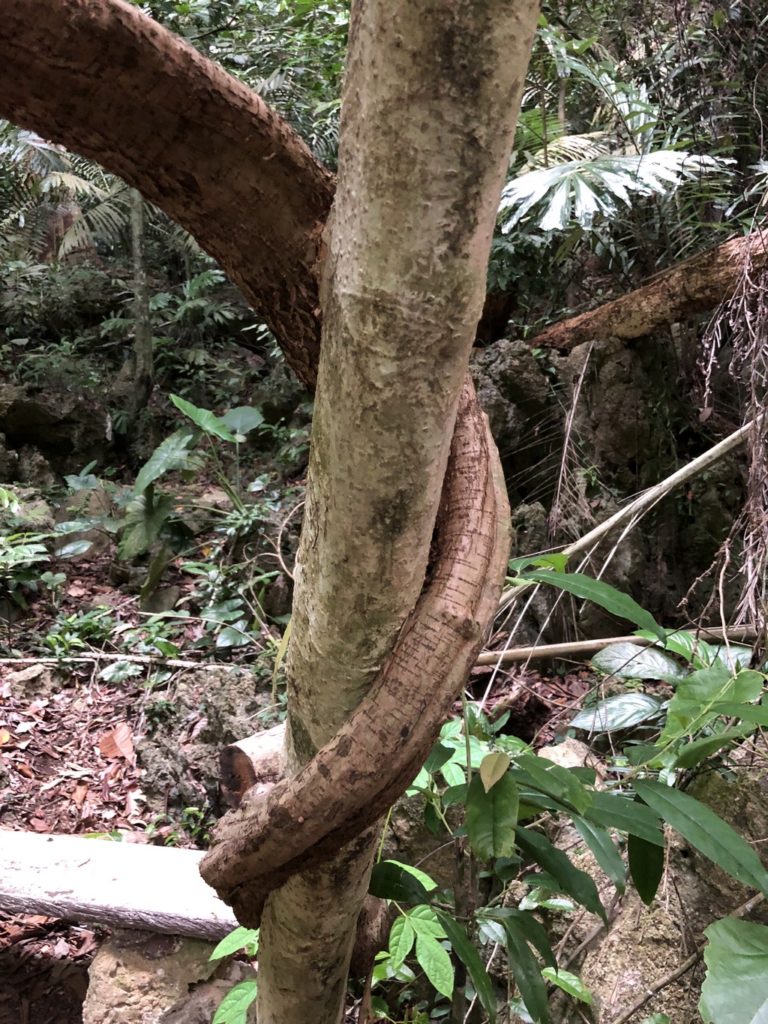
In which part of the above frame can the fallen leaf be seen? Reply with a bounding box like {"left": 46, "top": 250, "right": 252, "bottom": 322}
{"left": 98, "top": 722, "right": 135, "bottom": 763}
{"left": 29, "top": 817, "right": 50, "bottom": 832}
{"left": 72, "top": 782, "right": 89, "bottom": 809}
{"left": 67, "top": 583, "right": 87, "bottom": 597}
{"left": 0, "top": 728, "right": 12, "bottom": 746}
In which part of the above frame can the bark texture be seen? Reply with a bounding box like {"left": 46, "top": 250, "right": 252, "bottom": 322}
{"left": 0, "top": 4, "right": 538, "bottom": 1022}
{"left": 532, "top": 229, "right": 768, "bottom": 351}
{"left": 0, "top": 0, "right": 333, "bottom": 386}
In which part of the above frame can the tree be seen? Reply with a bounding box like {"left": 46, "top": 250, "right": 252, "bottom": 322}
{"left": 0, "top": 1, "right": 539, "bottom": 1021}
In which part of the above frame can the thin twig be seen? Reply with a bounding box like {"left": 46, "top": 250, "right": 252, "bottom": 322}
{"left": 0, "top": 653, "right": 243, "bottom": 670}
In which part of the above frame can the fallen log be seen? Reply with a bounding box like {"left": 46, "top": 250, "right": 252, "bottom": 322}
{"left": 531, "top": 228, "right": 768, "bottom": 351}
{"left": 0, "top": 830, "right": 237, "bottom": 940}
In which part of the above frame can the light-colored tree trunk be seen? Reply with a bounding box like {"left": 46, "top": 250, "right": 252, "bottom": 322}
{"left": 0, "top": 3, "right": 538, "bottom": 1021}
{"left": 128, "top": 187, "right": 153, "bottom": 413}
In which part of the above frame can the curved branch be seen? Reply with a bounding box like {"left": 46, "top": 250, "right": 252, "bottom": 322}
{"left": 0, "top": 0, "right": 333, "bottom": 384}
{"left": 200, "top": 378, "right": 511, "bottom": 924}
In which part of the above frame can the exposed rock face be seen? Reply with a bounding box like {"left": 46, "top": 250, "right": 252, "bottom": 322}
{"left": 83, "top": 928, "right": 257, "bottom": 1024}
{"left": 0, "top": 382, "right": 112, "bottom": 478}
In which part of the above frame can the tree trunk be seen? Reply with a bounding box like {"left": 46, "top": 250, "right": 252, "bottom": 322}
{"left": 531, "top": 229, "right": 768, "bottom": 351}
{"left": 0, "top": 3, "right": 539, "bottom": 1021}
{"left": 128, "top": 187, "right": 153, "bottom": 414}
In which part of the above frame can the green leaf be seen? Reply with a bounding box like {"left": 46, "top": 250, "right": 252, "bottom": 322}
{"left": 520, "top": 570, "right": 664, "bottom": 640}
{"left": 508, "top": 553, "right": 569, "bottom": 574}
{"left": 220, "top": 406, "right": 264, "bottom": 435}
{"left": 212, "top": 979, "right": 257, "bottom": 1024}
{"left": 407, "top": 905, "right": 446, "bottom": 939}
{"left": 170, "top": 394, "right": 237, "bottom": 442}
{"left": 512, "top": 754, "right": 591, "bottom": 813}
{"left": 700, "top": 918, "right": 768, "bottom": 1024}
{"left": 585, "top": 792, "right": 664, "bottom": 847}
{"left": 628, "top": 833, "right": 664, "bottom": 905}
{"left": 466, "top": 773, "right": 519, "bottom": 859}
{"left": 573, "top": 817, "right": 626, "bottom": 893}
{"left": 56, "top": 539, "right": 94, "bottom": 558}
{"left": 415, "top": 933, "right": 454, "bottom": 999}
{"left": 542, "top": 967, "right": 593, "bottom": 1004}
{"left": 674, "top": 728, "right": 752, "bottom": 769}
{"left": 369, "top": 861, "right": 431, "bottom": 904}
{"left": 516, "top": 828, "right": 605, "bottom": 920}
{"left": 98, "top": 661, "right": 143, "bottom": 683}
{"left": 384, "top": 860, "right": 438, "bottom": 893}
{"left": 434, "top": 910, "right": 497, "bottom": 1024}
{"left": 388, "top": 916, "right": 416, "bottom": 971}
{"left": 634, "top": 781, "right": 768, "bottom": 894}
{"left": 570, "top": 693, "right": 665, "bottom": 734}
{"left": 209, "top": 926, "right": 260, "bottom": 961}
{"left": 484, "top": 908, "right": 556, "bottom": 968}
{"left": 661, "top": 666, "right": 764, "bottom": 745}
{"left": 480, "top": 751, "right": 511, "bottom": 792}
{"left": 591, "top": 642, "right": 685, "bottom": 681}
{"left": 134, "top": 428, "right": 195, "bottom": 493}
{"left": 712, "top": 702, "right": 768, "bottom": 726}
{"left": 505, "top": 919, "right": 549, "bottom": 1023}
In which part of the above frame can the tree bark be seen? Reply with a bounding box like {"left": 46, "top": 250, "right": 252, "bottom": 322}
{"left": 531, "top": 229, "right": 768, "bottom": 351}
{"left": 0, "top": 0, "right": 333, "bottom": 387}
{"left": 0, "top": 4, "right": 538, "bottom": 1021}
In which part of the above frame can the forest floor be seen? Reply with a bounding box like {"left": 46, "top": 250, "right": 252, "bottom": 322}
{"left": 0, "top": 529, "right": 593, "bottom": 1023}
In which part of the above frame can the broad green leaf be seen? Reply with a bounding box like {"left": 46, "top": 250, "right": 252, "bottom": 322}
{"left": 661, "top": 666, "right": 763, "bottom": 744}
{"left": 369, "top": 861, "right": 431, "bottom": 904}
{"left": 170, "top": 394, "right": 237, "bottom": 441}
{"left": 712, "top": 702, "right": 768, "bottom": 726}
{"left": 585, "top": 792, "right": 664, "bottom": 846}
{"left": 424, "top": 741, "right": 454, "bottom": 773}
{"left": 635, "top": 628, "right": 717, "bottom": 667}
{"left": 388, "top": 916, "right": 416, "bottom": 971}
{"left": 415, "top": 933, "right": 453, "bottom": 998}
{"left": 435, "top": 910, "right": 497, "bottom": 1024}
{"left": 634, "top": 781, "right": 768, "bottom": 894}
{"left": 212, "top": 979, "right": 257, "bottom": 1024}
{"left": 56, "top": 539, "right": 93, "bottom": 558}
{"left": 441, "top": 760, "right": 466, "bottom": 787}
{"left": 628, "top": 832, "right": 664, "bottom": 905}
{"left": 209, "top": 926, "right": 259, "bottom": 961}
{"left": 709, "top": 645, "right": 755, "bottom": 673}
{"left": 466, "top": 773, "right": 519, "bottom": 859}
{"left": 407, "top": 905, "right": 446, "bottom": 939}
{"left": 134, "top": 428, "right": 195, "bottom": 493}
{"left": 591, "top": 642, "right": 685, "bottom": 681}
{"left": 480, "top": 751, "right": 511, "bottom": 792}
{"left": 512, "top": 754, "right": 591, "bottom": 813}
{"left": 484, "top": 908, "right": 556, "bottom": 968}
{"left": 674, "top": 728, "right": 752, "bottom": 769}
{"left": 220, "top": 406, "right": 264, "bottom": 435}
{"left": 570, "top": 693, "right": 664, "bottom": 734}
{"left": 700, "top": 918, "right": 768, "bottom": 1024}
{"left": 542, "top": 967, "right": 593, "bottom": 1004}
{"left": 573, "top": 817, "right": 626, "bottom": 892}
{"left": 516, "top": 828, "right": 605, "bottom": 920}
{"left": 505, "top": 919, "right": 549, "bottom": 1023}
{"left": 520, "top": 570, "right": 664, "bottom": 640}
{"left": 99, "top": 661, "right": 143, "bottom": 683}
{"left": 386, "top": 861, "right": 438, "bottom": 892}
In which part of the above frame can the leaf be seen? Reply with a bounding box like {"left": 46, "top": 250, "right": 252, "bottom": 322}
{"left": 466, "top": 773, "right": 519, "bottom": 859}
{"left": 628, "top": 833, "right": 664, "bottom": 905}
{"left": 634, "top": 781, "right": 768, "bottom": 894}
{"left": 484, "top": 908, "right": 556, "bottom": 968}
{"left": 586, "top": 792, "right": 664, "bottom": 847}
{"left": 674, "top": 728, "right": 752, "bottom": 769}
{"left": 134, "top": 428, "right": 195, "bottom": 494}
{"left": 415, "top": 933, "right": 454, "bottom": 999}
{"left": 56, "top": 539, "right": 94, "bottom": 558}
{"left": 712, "top": 702, "right": 768, "bottom": 726}
{"left": 212, "top": 979, "right": 258, "bottom": 1024}
{"left": 573, "top": 817, "right": 626, "bottom": 893}
{"left": 701, "top": 918, "right": 768, "bottom": 1024}
{"left": 480, "top": 751, "right": 511, "bottom": 792}
{"left": 382, "top": 860, "right": 438, "bottom": 893}
{"left": 388, "top": 916, "right": 416, "bottom": 971}
{"left": 542, "top": 967, "right": 593, "bottom": 1004}
{"left": 661, "top": 666, "right": 763, "bottom": 745}
{"left": 220, "top": 406, "right": 264, "bottom": 435}
{"left": 98, "top": 722, "right": 135, "bottom": 762}
{"left": 369, "top": 860, "right": 431, "bottom": 904}
{"left": 170, "top": 394, "right": 236, "bottom": 442}
{"left": 505, "top": 918, "right": 550, "bottom": 1023}
{"left": 424, "top": 741, "right": 454, "bottom": 773}
{"left": 435, "top": 910, "right": 497, "bottom": 1024}
{"left": 209, "top": 927, "right": 260, "bottom": 961}
{"left": 520, "top": 570, "right": 664, "bottom": 640}
{"left": 516, "top": 827, "right": 606, "bottom": 920}
{"left": 591, "top": 642, "right": 685, "bottom": 681}
{"left": 98, "top": 662, "right": 143, "bottom": 684}
{"left": 570, "top": 693, "right": 664, "bottom": 734}
{"left": 512, "top": 754, "right": 592, "bottom": 813}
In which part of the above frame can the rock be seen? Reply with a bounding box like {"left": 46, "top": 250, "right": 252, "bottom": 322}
{"left": 55, "top": 483, "right": 114, "bottom": 560}
{"left": 83, "top": 928, "right": 256, "bottom": 1024}
{"left": 0, "top": 433, "right": 18, "bottom": 482}
{"left": 4, "top": 664, "right": 60, "bottom": 699}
